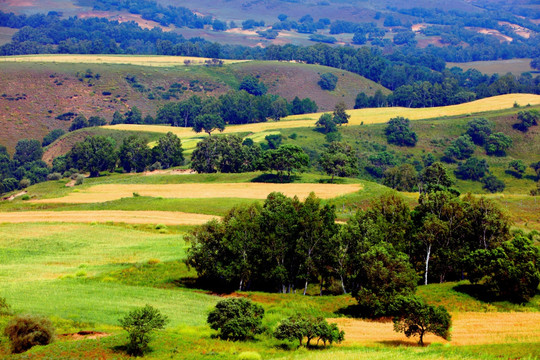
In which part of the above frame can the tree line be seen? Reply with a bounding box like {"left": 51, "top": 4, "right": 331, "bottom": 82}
{"left": 186, "top": 189, "right": 539, "bottom": 305}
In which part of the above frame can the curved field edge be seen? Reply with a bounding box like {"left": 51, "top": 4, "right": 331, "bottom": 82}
{"left": 101, "top": 94, "right": 540, "bottom": 136}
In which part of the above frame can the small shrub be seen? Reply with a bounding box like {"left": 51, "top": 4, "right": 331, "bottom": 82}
{"left": 75, "top": 174, "right": 84, "bottom": 185}
{"left": 147, "top": 258, "right": 161, "bottom": 265}
{"left": 19, "top": 179, "right": 31, "bottom": 189}
{"left": 119, "top": 304, "right": 169, "bottom": 356}
{"left": 21, "top": 195, "right": 30, "bottom": 201}
{"left": 47, "top": 172, "right": 62, "bottom": 181}
{"left": 133, "top": 192, "right": 140, "bottom": 197}
{"left": 4, "top": 315, "right": 55, "bottom": 353}
{"left": 0, "top": 297, "right": 12, "bottom": 315}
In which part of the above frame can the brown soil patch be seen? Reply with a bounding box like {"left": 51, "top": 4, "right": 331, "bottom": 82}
{"left": 0, "top": 210, "right": 218, "bottom": 225}
{"left": 2, "top": 191, "right": 26, "bottom": 201}
{"left": 143, "top": 169, "right": 196, "bottom": 176}
{"left": 58, "top": 331, "right": 110, "bottom": 341}
{"left": 31, "top": 183, "right": 363, "bottom": 204}
{"left": 330, "top": 312, "right": 540, "bottom": 346}
{"left": 468, "top": 27, "right": 513, "bottom": 42}
{"left": 78, "top": 11, "right": 169, "bottom": 31}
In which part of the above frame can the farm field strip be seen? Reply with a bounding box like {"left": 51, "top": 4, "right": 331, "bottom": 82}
{"left": 0, "top": 54, "right": 249, "bottom": 67}
{"left": 103, "top": 94, "right": 540, "bottom": 137}
{"left": 30, "top": 183, "right": 363, "bottom": 204}
{"left": 331, "top": 312, "right": 540, "bottom": 346}
{"left": 0, "top": 210, "right": 217, "bottom": 225}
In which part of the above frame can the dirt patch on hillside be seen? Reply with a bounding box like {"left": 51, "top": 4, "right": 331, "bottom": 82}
{"left": 2, "top": 191, "right": 27, "bottom": 201}
{"left": 143, "top": 169, "right": 196, "bottom": 176}
{"left": 78, "top": 11, "right": 169, "bottom": 31}
{"left": 58, "top": 331, "right": 110, "bottom": 341}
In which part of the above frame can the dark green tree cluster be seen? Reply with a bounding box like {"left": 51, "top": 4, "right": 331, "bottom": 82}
{"left": 315, "top": 102, "right": 350, "bottom": 136}
{"left": 0, "top": 140, "right": 49, "bottom": 193}
{"left": 318, "top": 73, "right": 338, "bottom": 91}
{"left": 513, "top": 110, "right": 539, "bottom": 132}
{"left": 274, "top": 315, "right": 344, "bottom": 347}
{"left": 239, "top": 75, "right": 267, "bottom": 96}
{"left": 466, "top": 232, "right": 540, "bottom": 302}
{"left": 319, "top": 142, "right": 358, "bottom": 183}
{"left": 385, "top": 117, "right": 418, "bottom": 147}
{"left": 187, "top": 190, "right": 525, "bottom": 305}
{"left": 57, "top": 132, "right": 183, "bottom": 177}
{"left": 191, "top": 135, "right": 308, "bottom": 182}
{"left": 156, "top": 92, "right": 318, "bottom": 129}
{"left": 187, "top": 192, "right": 337, "bottom": 294}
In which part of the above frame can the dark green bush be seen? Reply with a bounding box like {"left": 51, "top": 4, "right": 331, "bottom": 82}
{"left": 4, "top": 314, "right": 55, "bottom": 353}
{"left": 207, "top": 298, "right": 264, "bottom": 341}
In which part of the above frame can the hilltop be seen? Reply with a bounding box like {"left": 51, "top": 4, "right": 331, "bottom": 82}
{"left": 0, "top": 55, "right": 388, "bottom": 152}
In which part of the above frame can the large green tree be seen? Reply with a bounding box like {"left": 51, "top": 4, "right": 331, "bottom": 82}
{"left": 319, "top": 142, "right": 358, "bottom": 182}
{"left": 152, "top": 132, "right": 184, "bottom": 169}
{"left": 265, "top": 144, "right": 309, "bottom": 182}
{"left": 68, "top": 136, "right": 117, "bottom": 177}
{"left": 118, "top": 136, "right": 151, "bottom": 173}
{"left": 385, "top": 117, "right": 417, "bottom": 147}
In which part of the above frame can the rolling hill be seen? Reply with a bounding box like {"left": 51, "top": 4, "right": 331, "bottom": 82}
{"left": 0, "top": 55, "right": 388, "bottom": 153}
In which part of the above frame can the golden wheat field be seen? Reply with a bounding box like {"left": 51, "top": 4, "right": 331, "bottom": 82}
{"left": 30, "top": 183, "right": 363, "bottom": 204}
{"left": 331, "top": 312, "right": 540, "bottom": 346}
{"left": 0, "top": 54, "right": 248, "bottom": 67}
{"left": 0, "top": 210, "right": 217, "bottom": 225}
{"left": 103, "top": 94, "right": 540, "bottom": 138}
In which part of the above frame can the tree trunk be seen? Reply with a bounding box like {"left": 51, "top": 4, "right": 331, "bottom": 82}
{"left": 239, "top": 278, "right": 243, "bottom": 292}
{"left": 424, "top": 243, "right": 432, "bottom": 285}
{"left": 339, "top": 274, "right": 347, "bottom": 294}
{"left": 303, "top": 279, "right": 308, "bottom": 295}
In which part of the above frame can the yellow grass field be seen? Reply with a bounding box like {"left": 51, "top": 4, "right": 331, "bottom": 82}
{"left": 0, "top": 210, "right": 216, "bottom": 225}
{"left": 31, "top": 183, "right": 363, "bottom": 204}
{"left": 331, "top": 312, "right": 540, "bottom": 346}
{"left": 0, "top": 54, "right": 249, "bottom": 67}
{"left": 103, "top": 94, "right": 540, "bottom": 139}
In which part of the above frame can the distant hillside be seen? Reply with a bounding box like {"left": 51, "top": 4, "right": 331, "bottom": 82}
{"left": 0, "top": 56, "right": 388, "bottom": 153}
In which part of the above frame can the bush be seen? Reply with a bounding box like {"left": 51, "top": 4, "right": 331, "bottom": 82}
{"left": 455, "top": 157, "right": 488, "bottom": 181}
{"left": 4, "top": 315, "right": 55, "bottom": 353}
{"left": 119, "top": 304, "right": 169, "bottom": 356}
{"left": 385, "top": 117, "right": 417, "bottom": 147}
{"left": 318, "top": 72, "right": 338, "bottom": 91}
{"left": 482, "top": 175, "right": 505, "bottom": 193}
{"left": 19, "top": 178, "right": 31, "bottom": 189}
{"left": 0, "top": 296, "right": 11, "bottom": 315}
{"left": 207, "top": 298, "right": 264, "bottom": 341}
{"left": 74, "top": 174, "right": 84, "bottom": 185}
{"left": 47, "top": 172, "right": 62, "bottom": 181}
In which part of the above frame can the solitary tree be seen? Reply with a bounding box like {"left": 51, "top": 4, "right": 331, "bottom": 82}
{"left": 315, "top": 113, "right": 337, "bottom": 134}
{"left": 193, "top": 114, "right": 225, "bottom": 136}
{"left": 466, "top": 118, "right": 493, "bottom": 146}
{"left": 393, "top": 296, "right": 451, "bottom": 346}
{"left": 319, "top": 142, "right": 358, "bottom": 182}
{"left": 119, "top": 304, "right": 168, "bottom": 356}
{"left": 333, "top": 102, "right": 350, "bottom": 125}
{"left": 265, "top": 144, "right": 309, "bottom": 182}
{"left": 152, "top": 132, "right": 184, "bottom": 169}
{"left": 207, "top": 298, "right": 264, "bottom": 340}
{"left": 485, "top": 132, "right": 512, "bottom": 156}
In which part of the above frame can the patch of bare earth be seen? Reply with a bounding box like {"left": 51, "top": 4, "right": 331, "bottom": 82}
{"left": 58, "top": 331, "right": 110, "bottom": 341}
{"left": 2, "top": 191, "right": 27, "bottom": 201}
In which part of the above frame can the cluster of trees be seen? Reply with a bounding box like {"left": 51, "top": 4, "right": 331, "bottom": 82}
{"left": 190, "top": 135, "right": 309, "bottom": 182}
{"left": 513, "top": 109, "right": 539, "bottom": 132}
{"left": 315, "top": 102, "right": 350, "bottom": 136}
{"left": 0, "top": 140, "right": 49, "bottom": 193}
{"left": 186, "top": 188, "right": 538, "bottom": 304}
{"left": 385, "top": 117, "right": 418, "bottom": 147}
{"left": 53, "top": 132, "right": 184, "bottom": 177}
{"left": 156, "top": 91, "right": 317, "bottom": 129}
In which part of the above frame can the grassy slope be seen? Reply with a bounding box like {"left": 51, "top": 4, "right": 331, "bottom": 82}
{"left": 0, "top": 57, "right": 388, "bottom": 153}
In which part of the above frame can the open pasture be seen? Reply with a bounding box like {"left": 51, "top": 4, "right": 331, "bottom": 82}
{"left": 0, "top": 54, "right": 248, "bottom": 67}
{"left": 30, "top": 183, "right": 363, "bottom": 204}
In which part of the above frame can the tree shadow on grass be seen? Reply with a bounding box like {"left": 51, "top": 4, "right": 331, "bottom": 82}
{"left": 168, "top": 277, "right": 236, "bottom": 295}
{"left": 453, "top": 283, "right": 500, "bottom": 302}
{"left": 318, "top": 178, "right": 348, "bottom": 184}
{"left": 377, "top": 340, "right": 425, "bottom": 347}
{"left": 250, "top": 173, "right": 299, "bottom": 183}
